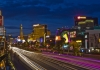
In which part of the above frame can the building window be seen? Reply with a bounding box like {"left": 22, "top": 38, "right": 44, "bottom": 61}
{"left": 99, "top": 33, "right": 100, "bottom": 37}
{"left": 91, "top": 43, "right": 93, "bottom": 47}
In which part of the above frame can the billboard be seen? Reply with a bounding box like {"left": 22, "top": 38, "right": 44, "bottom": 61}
{"left": 55, "top": 36, "right": 61, "bottom": 41}
{"left": 0, "top": 16, "right": 3, "bottom": 26}
{"left": 70, "top": 31, "right": 76, "bottom": 38}
{"left": 61, "top": 31, "right": 69, "bottom": 43}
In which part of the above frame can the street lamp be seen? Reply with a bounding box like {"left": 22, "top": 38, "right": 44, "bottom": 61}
{"left": 44, "top": 33, "right": 46, "bottom": 46}
{"left": 3, "top": 29, "right": 6, "bottom": 54}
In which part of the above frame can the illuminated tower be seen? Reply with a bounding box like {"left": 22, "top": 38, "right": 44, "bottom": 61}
{"left": 20, "top": 24, "right": 24, "bottom": 40}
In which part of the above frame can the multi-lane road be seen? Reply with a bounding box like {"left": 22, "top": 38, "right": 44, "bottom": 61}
{"left": 10, "top": 51, "right": 32, "bottom": 70}
{"left": 11, "top": 47, "right": 100, "bottom": 70}
{"left": 24, "top": 52, "right": 88, "bottom": 70}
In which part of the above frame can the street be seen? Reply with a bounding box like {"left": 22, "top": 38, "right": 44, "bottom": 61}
{"left": 11, "top": 51, "right": 32, "bottom": 70}
{"left": 11, "top": 47, "right": 100, "bottom": 70}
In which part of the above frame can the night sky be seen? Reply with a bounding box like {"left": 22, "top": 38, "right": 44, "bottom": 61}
{"left": 1, "top": 0, "right": 100, "bottom": 36}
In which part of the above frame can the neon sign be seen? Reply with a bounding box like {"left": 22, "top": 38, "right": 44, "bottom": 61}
{"left": 77, "top": 16, "right": 86, "bottom": 19}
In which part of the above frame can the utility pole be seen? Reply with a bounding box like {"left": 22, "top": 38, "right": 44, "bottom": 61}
{"left": 3, "top": 21, "right": 5, "bottom": 54}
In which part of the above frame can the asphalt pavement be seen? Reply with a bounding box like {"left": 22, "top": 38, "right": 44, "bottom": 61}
{"left": 23, "top": 51, "right": 88, "bottom": 70}
{"left": 11, "top": 52, "right": 32, "bottom": 70}
{"left": 42, "top": 52, "right": 100, "bottom": 70}
{"left": 10, "top": 47, "right": 100, "bottom": 70}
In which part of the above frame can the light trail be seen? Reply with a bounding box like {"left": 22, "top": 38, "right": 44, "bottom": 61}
{"left": 42, "top": 53, "right": 100, "bottom": 70}
{"left": 11, "top": 47, "right": 46, "bottom": 70}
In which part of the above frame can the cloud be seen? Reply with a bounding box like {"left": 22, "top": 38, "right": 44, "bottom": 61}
{"left": 5, "top": 25, "right": 32, "bottom": 36}
{"left": 5, "top": 25, "right": 31, "bottom": 30}
{"left": 42, "top": 0, "right": 64, "bottom": 5}
{"left": 1, "top": 0, "right": 100, "bottom": 20}
{"left": 1, "top": 0, "right": 100, "bottom": 36}
{"left": 6, "top": 31, "right": 19, "bottom": 35}
{"left": 65, "top": 0, "right": 100, "bottom": 4}
{"left": 2, "top": 5, "right": 51, "bottom": 19}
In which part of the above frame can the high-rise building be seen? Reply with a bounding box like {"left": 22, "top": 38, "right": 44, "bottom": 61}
{"left": 32, "top": 24, "right": 47, "bottom": 40}
{"left": 74, "top": 16, "right": 98, "bottom": 29}
{"left": 0, "top": 10, "right": 4, "bottom": 53}
{"left": 0, "top": 10, "right": 3, "bottom": 26}
{"left": 47, "top": 30, "right": 51, "bottom": 36}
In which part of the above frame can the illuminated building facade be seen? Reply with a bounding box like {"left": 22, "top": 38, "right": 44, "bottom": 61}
{"left": 86, "top": 30, "right": 100, "bottom": 49}
{"left": 55, "top": 28, "right": 79, "bottom": 50}
{"left": 56, "top": 28, "right": 87, "bottom": 49}
{"left": 46, "top": 35, "right": 55, "bottom": 47}
{"left": 74, "top": 16, "right": 98, "bottom": 29}
{"left": 0, "top": 10, "right": 3, "bottom": 26}
{"left": 56, "top": 28, "right": 78, "bottom": 43}
{"left": 0, "top": 10, "right": 5, "bottom": 52}
{"left": 32, "top": 24, "right": 48, "bottom": 41}
{"left": 47, "top": 30, "right": 51, "bottom": 36}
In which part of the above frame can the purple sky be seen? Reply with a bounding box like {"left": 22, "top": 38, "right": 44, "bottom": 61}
{"left": 1, "top": 0, "right": 100, "bottom": 36}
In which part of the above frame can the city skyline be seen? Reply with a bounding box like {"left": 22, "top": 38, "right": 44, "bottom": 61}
{"left": 1, "top": 0, "right": 100, "bottom": 36}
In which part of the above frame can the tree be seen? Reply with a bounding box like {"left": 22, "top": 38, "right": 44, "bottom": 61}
{"left": 69, "top": 40, "right": 81, "bottom": 56}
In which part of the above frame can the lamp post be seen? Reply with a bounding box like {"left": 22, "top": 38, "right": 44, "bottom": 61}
{"left": 8, "top": 34, "right": 11, "bottom": 43}
{"left": 4, "top": 29, "right": 6, "bottom": 54}
{"left": 44, "top": 33, "right": 46, "bottom": 46}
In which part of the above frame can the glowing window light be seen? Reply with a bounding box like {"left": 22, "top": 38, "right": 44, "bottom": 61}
{"left": 88, "top": 49, "right": 91, "bottom": 52}
{"left": 78, "top": 16, "right": 81, "bottom": 19}
{"left": 50, "top": 40, "right": 52, "bottom": 42}
{"left": 55, "top": 36, "right": 61, "bottom": 40}
{"left": 33, "top": 24, "right": 40, "bottom": 26}
{"left": 63, "top": 45, "right": 68, "bottom": 48}
{"left": 46, "top": 36, "right": 50, "bottom": 38}
{"left": 17, "top": 39, "right": 21, "bottom": 42}
{"left": 81, "top": 49, "right": 84, "bottom": 52}
{"left": 85, "top": 39, "right": 88, "bottom": 49}
{"left": 85, "top": 35, "right": 87, "bottom": 38}
{"left": 92, "top": 48, "right": 94, "bottom": 51}
{"left": 95, "top": 49, "right": 99, "bottom": 52}
{"left": 76, "top": 40, "right": 82, "bottom": 42}
{"left": 78, "top": 22, "right": 85, "bottom": 24}
{"left": 86, "top": 20, "right": 94, "bottom": 22}
{"left": 99, "top": 39, "right": 100, "bottom": 42}
{"left": 22, "top": 40, "right": 25, "bottom": 43}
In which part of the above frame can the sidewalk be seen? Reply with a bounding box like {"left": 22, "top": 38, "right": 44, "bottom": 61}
{"left": 42, "top": 51, "right": 100, "bottom": 60}
{"left": 82, "top": 53, "right": 100, "bottom": 60}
